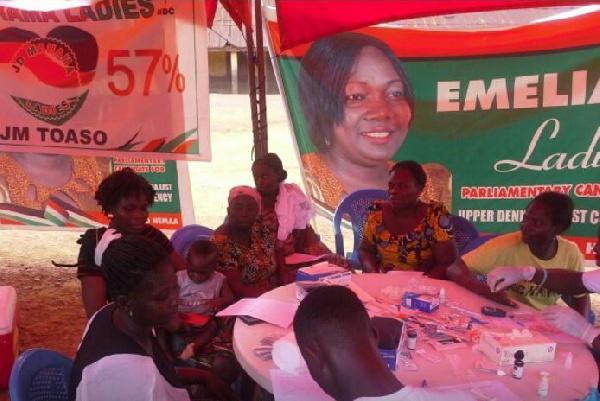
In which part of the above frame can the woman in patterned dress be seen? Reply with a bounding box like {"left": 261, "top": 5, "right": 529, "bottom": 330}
{"left": 212, "top": 186, "right": 280, "bottom": 299}
{"left": 358, "top": 160, "right": 455, "bottom": 279}
{"left": 359, "top": 161, "right": 514, "bottom": 306}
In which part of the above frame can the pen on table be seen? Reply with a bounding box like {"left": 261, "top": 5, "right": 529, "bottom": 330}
{"left": 421, "top": 379, "right": 428, "bottom": 388}
{"left": 509, "top": 315, "right": 526, "bottom": 327}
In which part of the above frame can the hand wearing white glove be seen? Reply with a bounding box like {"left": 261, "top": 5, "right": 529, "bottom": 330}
{"left": 583, "top": 270, "right": 600, "bottom": 293}
{"left": 542, "top": 305, "right": 600, "bottom": 345}
{"left": 487, "top": 266, "right": 536, "bottom": 292}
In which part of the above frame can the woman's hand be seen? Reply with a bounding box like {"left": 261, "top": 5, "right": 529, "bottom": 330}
{"left": 177, "top": 367, "right": 240, "bottom": 401}
{"left": 485, "top": 290, "right": 518, "bottom": 308}
{"left": 424, "top": 267, "right": 446, "bottom": 280}
{"left": 203, "top": 373, "right": 241, "bottom": 401}
{"left": 206, "top": 298, "right": 224, "bottom": 313}
{"left": 322, "top": 253, "right": 352, "bottom": 269}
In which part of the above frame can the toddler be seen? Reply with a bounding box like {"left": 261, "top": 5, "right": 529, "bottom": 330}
{"left": 177, "top": 239, "right": 233, "bottom": 316}
{"left": 172, "top": 239, "right": 237, "bottom": 383}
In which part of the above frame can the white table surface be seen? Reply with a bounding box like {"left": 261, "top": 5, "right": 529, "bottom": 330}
{"left": 233, "top": 273, "right": 598, "bottom": 400}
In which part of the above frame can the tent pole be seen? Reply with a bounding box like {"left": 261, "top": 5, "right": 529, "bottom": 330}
{"left": 254, "top": 0, "right": 268, "bottom": 157}
{"left": 246, "top": 0, "right": 268, "bottom": 159}
{"left": 245, "top": 9, "right": 261, "bottom": 159}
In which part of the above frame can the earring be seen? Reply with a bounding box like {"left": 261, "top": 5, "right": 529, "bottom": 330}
{"left": 324, "top": 138, "right": 331, "bottom": 148}
{"left": 129, "top": 310, "right": 134, "bottom": 318}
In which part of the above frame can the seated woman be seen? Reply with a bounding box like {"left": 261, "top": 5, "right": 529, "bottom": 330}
{"left": 453, "top": 191, "right": 590, "bottom": 315}
{"left": 358, "top": 160, "right": 512, "bottom": 306}
{"left": 213, "top": 186, "right": 280, "bottom": 299}
{"left": 358, "top": 160, "right": 455, "bottom": 278}
{"left": 69, "top": 235, "right": 235, "bottom": 401}
{"left": 76, "top": 168, "right": 185, "bottom": 318}
{"left": 252, "top": 153, "right": 349, "bottom": 280}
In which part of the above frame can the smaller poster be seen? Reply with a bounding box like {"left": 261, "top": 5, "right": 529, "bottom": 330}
{"left": 0, "top": 152, "right": 194, "bottom": 230}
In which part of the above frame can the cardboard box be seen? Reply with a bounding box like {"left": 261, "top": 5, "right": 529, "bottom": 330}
{"left": 401, "top": 292, "right": 439, "bottom": 313}
{"left": 0, "top": 286, "right": 18, "bottom": 388}
{"left": 478, "top": 330, "right": 556, "bottom": 366}
{"left": 295, "top": 262, "right": 351, "bottom": 286}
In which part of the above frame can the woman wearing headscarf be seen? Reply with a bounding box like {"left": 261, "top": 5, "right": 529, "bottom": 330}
{"left": 212, "top": 186, "right": 280, "bottom": 299}
{"left": 252, "top": 153, "right": 348, "bottom": 276}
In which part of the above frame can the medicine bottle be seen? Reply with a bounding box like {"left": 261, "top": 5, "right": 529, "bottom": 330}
{"left": 538, "top": 371, "right": 550, "bottom": 396}
{"left": 512, "top": 350, "right": 524, "bottom": 379}
{"left": 439, "top": 288, "right": 446, "bottom": 304}
{"left": 407, "top": 329, "right": 417, "bottom": 350}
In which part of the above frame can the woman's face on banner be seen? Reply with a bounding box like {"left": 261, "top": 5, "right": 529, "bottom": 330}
{"left": 331, "top": 46, "right": 412, "bottom": 166}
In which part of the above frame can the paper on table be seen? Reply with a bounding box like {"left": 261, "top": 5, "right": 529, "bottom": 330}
{"left": 285, "top": 253, "right": 328, "bottom": 265}
{"left": 216, "top": 298, "right": 298, "bottom": 328}
{"left": 271, "top": 369, "right": 334, "bottom": 401}
{"left": 348, "top": 281, "right": 376, "bottom": 304}
{"left": 438, "top": 380, "right": 522, "bottom": 401}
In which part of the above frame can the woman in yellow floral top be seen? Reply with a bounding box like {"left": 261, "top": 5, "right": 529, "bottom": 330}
{"left": 358, "top": 161, "right": 456, "bottom": 279}
{"left": 358, "top": 161, "right": 516, "bottom": 306}
{"left": 213, "top": 186, "right": 279, "bottom": 300}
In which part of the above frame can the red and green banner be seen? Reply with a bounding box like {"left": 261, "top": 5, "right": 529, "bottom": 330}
{"left": 0, "top": 153, "right": 193, "bottom": 230}
{"left": 265, "top": 8, "right": 600, "bottom": 261}
{"left": 0, "top": 0, "right": 210, "bottom": 160}
{"left": 273, "top": 1, "right": 600, "bottom": 50}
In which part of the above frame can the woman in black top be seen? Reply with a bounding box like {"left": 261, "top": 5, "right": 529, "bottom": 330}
{"left": 76, "top": 168, "right": 185, "bottom": 318}
{"left": 70, "top": 235, "right": 235, "bottom": 400}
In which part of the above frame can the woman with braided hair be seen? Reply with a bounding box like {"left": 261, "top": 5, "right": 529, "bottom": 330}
{"left": 76, "top": 167, "right": 186, "bottom": 318}
{"left": 69, "top": 234, "right": 237, "bottom": 401}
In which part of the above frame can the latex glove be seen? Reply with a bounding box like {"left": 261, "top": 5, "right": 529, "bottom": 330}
{"left": 179, "top": 343, "right": 195, "bottom": 360}
{"left": 487, "top": 266, "right": 536, "bottom": 292}
{"left": 542, "top": 305, "right": 600, "bottom": 345}
{"left": 583, "top": 270, "right": 600, "bottom": 293}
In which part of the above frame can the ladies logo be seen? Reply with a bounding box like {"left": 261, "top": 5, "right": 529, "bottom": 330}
{"left": 0, "top": 25, "right": 98, "bottom": 125}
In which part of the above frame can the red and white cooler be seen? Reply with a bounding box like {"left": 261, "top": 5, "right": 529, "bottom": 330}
{"left": 0, "top": 286, "right": 18, "bottom": 389}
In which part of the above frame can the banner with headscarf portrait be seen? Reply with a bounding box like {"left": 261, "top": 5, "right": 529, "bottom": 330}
{"left": 0, "top": 0, "right": 210, "bottom": 160}
{"left": 264, "top": 7, "right": 600, "bottom": 260}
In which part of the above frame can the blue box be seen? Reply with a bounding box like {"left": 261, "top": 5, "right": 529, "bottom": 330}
{"left": 380, "top": 347, "right": 401, "bottom": 370}
{"left": 295, "top": 262, "right": 351, "bottom": 285}
{"left": 371, "top": 317, "right": 405, "bottom": 371}
{"left": 401, "top": 292, "right": 439, "bottom": 313}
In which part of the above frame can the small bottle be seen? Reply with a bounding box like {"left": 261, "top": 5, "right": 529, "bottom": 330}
{"left": 439, "top": 287, "right": 446, "bottom": 304}
{"left": 512, "top": 350, "right": 525, "bottom": 379}
{"left": 407, "top": 329, "right": 418, "bottom": 350}
{"left": 564, "top": 352, "right": 573, "bottom": 369}
{"left": 538, "top": 372, "right": 550, "bottom": 396}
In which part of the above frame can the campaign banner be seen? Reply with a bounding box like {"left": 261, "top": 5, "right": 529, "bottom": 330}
{"left": 0, "top": 0, "right": 210, "bottom": 160}
{"left": 265, "top": 9, "right": 600, "bottom": 260}
{"left": 0, "top": 152, "right": 194, "bottom": 230}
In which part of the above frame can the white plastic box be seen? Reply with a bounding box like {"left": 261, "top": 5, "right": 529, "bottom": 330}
{"left": 478, "top": 330, "right": 556, "bottom": 366}
{"left": 0, "top": 286, "right": 18, "bottom": 388}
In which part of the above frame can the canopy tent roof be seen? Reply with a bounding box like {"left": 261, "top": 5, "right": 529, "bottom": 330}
{"left": 273, "top": 0, "right": 600, "bottom": 49}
